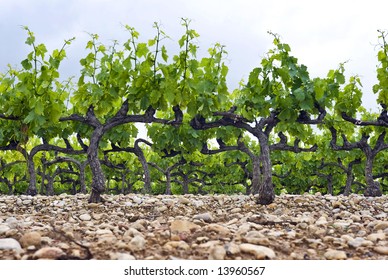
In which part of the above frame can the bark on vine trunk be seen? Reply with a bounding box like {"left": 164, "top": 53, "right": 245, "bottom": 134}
{"left": 343, "top": 172, "right": 353, "bottom": 196}
{"left": 88, "top": 128, "right": 106, "bottom": 203}
{"left": 134, "top": 149, "right": 151, "bottom": 193}
{"left": 327, "top": 174, "right": 333, "bottom": 195}
{"left": 46, "top": 174, "right": 55, "bottom": 196}
{"left": 165, "top": 172, "right": 172, "bottom": 195}
{"left": 26, "top": 155, "right": 38, "bottom": 196}
{"left": 250, "top": 156, "right": 261, "bottom": 195}
{"left": 80, "top": 161, "right": 87, "bottom": 194}
{"left": 364, "top": 154, "right": 382, "bottom": 197}
{"left": 256, "top": 132, "right": 275, "bottom": 205}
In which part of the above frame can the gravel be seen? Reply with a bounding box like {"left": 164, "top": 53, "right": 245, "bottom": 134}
{"left": 0, "top": 193, "right": 387, "bottom": 260}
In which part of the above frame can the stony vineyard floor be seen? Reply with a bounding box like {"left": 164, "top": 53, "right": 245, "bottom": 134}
{"left": 0, "top": 193, "right": 388, "bottom": 260}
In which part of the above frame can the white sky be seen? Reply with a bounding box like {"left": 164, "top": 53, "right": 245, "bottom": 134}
{"left": 1, "top": 0, "right": 387, "bottom": 111}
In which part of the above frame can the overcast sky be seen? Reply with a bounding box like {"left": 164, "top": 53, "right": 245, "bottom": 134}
{"left": 1, "top": 0, "right": 387, "bottom": 111}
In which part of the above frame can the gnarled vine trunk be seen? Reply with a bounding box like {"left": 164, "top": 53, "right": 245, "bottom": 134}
{"left": 256, "top": 132, "right": 275, "bottom": 205}
{"left": 133, "top": 147, "right": 151, "bottom": 194}
{"left": 363, "top": 153, "right": 382, "bottom": 197}
{"left": 250, "top": 156, "right": 261, "bottom": 195}
{"left": 88, "top": 127, "right": 106, "bottom": 203}
{"left": 26, "top": 154, "right": 38, "bottom": 196}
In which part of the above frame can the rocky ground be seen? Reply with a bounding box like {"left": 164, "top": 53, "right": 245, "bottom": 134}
{"left": 0, "top": 193, "right": 388, "bottom": 260}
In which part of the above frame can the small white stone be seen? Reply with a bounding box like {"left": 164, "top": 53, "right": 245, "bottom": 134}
{"left": 96, "top": 229, "right": 113, "bottom": 235}
{"left": 22, "top": 199, "right": 32, "bottom": 205}
{"left": 192, "top": 200, "right": 204, "bottom": 207}
{"left": 374, "top": 246, "right": 388, "bottom": 255}
{"left": 0, "top": 238, "right": 22, "bottom": 250}
{"left": 79, "top": 213, "right": 92, "bottom": 221}
{"left": 193, "top": 212, "right": 213, "bottom": 223}
{"left": 324, "top": 250, "right": 347, "bottom": 260}
{"left": 163, "top": 241, "right": 190, "bottom": 251}
{"left": 374, "top": 221, "right": 388, "bottom": 231}
{"left": 239, "top": 243, "right": 276, "bottom": 259}
{"left": 0, "top": 224, "right": 10, "bottom": 235}
{"left": 315, "top": 216, "right": 328, "bottom": 226}
{"left": 129, "top": 235, "right": 146, "bottom": 251}
{"left": 110, "top": 252, "right": 136, "bottom": 260}
{"left": 132, "top": 197, "right": 142, "bottom": 204}
{"left": 348, "top": 237, "right": 365, "bottom": 248}
{"left": 33, "top": 247, "right": 65, "bottom": 259}
{"left": 367, "top": 233, "right": 386, "bottom": 242}
{"left": 209, "top": 245, "right": 226, "bottom": 260}
{"left": 178, "top": 197, "right": 190, "bottom": 205}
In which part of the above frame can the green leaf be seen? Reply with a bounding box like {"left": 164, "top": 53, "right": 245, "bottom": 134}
{"left": 294, "top": 88, "right": 305, "bottom": 101}
{"left": 221, "top": 64, "right": 228, "bottom": 77}
{"left": 164, "top": 88, "right": 175, "bottom": 104}
{"left": 23, "top": 111, "right": 36, "bottom": 124}
{"left": 161, "top": 45, "right": 168, "bottom": 62}
{"left": 150, "top": 90, "right": 161, "bottom": 103}
{"left": 300, "top": 99, "right": 313, "bottom": 110}
{"left": 49, "top": 56, "right": 60, "bottom": 68}
{"left": 98, "top": 45, "right": 106, "bottom": 52}
{"left": 373, "top": 84, "right": 380, "bottom": 94}
{"left": 178, "top": 35, "right": 186, "bottom": 48}
{"left": 21, "top": 59, "right": 32, "bottom": 70}
{"left": 314, "top": 79, "right": 326, "bottom": 100}
{"left": 378, "top": 50, "right": 386, "bottom": 61}
{"left": 278, "top": 109, "right": 291, "bottom": 121}
{"left": 34, "top": 100, "right": 44, "bottom": 115}
{"left": 136, "top": 43, "right": 149, "bottom": 58}
{"left": 335, "top": 72, "right": 345, "bottom": 84}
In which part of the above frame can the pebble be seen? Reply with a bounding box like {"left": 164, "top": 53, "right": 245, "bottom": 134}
{"left": 22, "top": 200, "right": 32, "bottom": 205}
{"left": 96, "top": 229, "right": 113, "bottom": 235}
{"left": 1, "top": 193, "right": 388, "bottom": 260}
{"left": 209, "top": 245, "right": 226, "bottom": 260}
{"left": 332, "top": 222, "right": 350, "bottom": 230}
{"left": 193, "top": 212, "right": 214, "bottom": 223}
{"left": 367, "top": 233, "right": 386, "bottom": 242}
{"left": 170, "top": 220, "right": 200, "bottom": 233}
{"left": 178, "top": 197, "right": 191, "bottom": 205}
{"left": 373, "top": 246, "right": 388, "bottom": 255}
{"left": 5, "top": 217, "right": 19, "bottom": 228}
{"left": 230, "top": 208, "right": 241, "bottom": 214}
{"left": 347, "top": 237, "right": 369, "bottom": 248}
{"left": 132, "top": 197, "right": 142, "bottom": 204}
{"left": 19, "top": 231, "right": 42, "bottom": 248}
{"left": 157, "top": 206, "right": 168, "bottom": 212}
{"left": 324, "top": 250, "right": 347, "bottom": 260}
{"left": 164, "top": 241, "right": 190, "bottom": 251}
{"left": 315, "top": 216, "right": 328, "bottom": 226}
{"left": 129, "top": 235, "right": 146, "bottom": 251}
{"left": 374, "top": 221, "right": 388, "bottom": 231}
{"left": 124, "top": 228, "right": 144, "bottom": 238}
{"left": 110, "top": 252, "right": 136, "bottom": 260}
{"left": 33, "top": 247, "right": 65, "bottom": 259}
{"left": 0, "top": 238, "right": 22, "bottom": 250}
{"left": 92, "top": 213, "right": 104, "bottom": 220}
{"left": 0, "top": 224, "right": 11, "bottom": 235}
{"left": 225, "top": 242, "right": 240, "bottom": 255}
{"left": 79, "top": 213, "right": 92, "bottom": 221}
{"left": 52, "top": 200, "right": 65, "bottom": 207}
{"left": 239, "top": 243, "right": 276, "bottom": 259}
{"left": 192, "top": 200, "right": 204, "bottom": 207}
{"left": 204, "top": 224, "right": 231, "bottom": 235}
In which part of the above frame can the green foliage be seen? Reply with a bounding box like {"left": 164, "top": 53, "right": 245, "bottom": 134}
{"left": 373, "top": 30, "right": 388, "bottom": 106}
{"left": 1, "top": 24, "right": 388, "bottom": 197}
{"left": 0, "top": 27, "right": 74, "bottom": 143}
